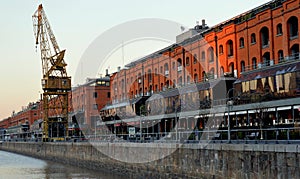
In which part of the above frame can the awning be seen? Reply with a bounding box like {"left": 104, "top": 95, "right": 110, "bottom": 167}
{"left": 237, "top": 62, "right": 300, "bottom": 83}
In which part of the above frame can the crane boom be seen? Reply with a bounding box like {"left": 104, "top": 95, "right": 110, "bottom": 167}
{"left": 32, "top": 4, "right": 71, "bottom": 142}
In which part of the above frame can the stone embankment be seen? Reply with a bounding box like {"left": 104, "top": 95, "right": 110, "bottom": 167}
{"left": 1, "top": 142, "right": 299, "bottom": 178}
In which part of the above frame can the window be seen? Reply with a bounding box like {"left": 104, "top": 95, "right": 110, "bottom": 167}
{"left": 193, "top": 54, "right": 197, "bottom": 64}
{"left": 227, "top": 40, "right": 234, "bottom": 57}
{"left": 187, "top": 76, "right": 190, "bottom": 84}
{"left": 252, "top": 57, "right": 257, "bottom": 69}
{"left": 93, "top": 92, "right": 98, "bottom": 98}
{"left": 209, "top": 68, "right": 215, "bottom": 79}
{"left": 172, "top": 62, "right": 175, "bottom": 69}
{"left": 260, "top": 27, "right": 269, "bottom": 48}
{"left": 194, "top": 74, "right": 198, "bottom": 83}
{"left": 278, "top": 50, "right": 284, "bottom": 62}
{"left": 160, "top": 66, "right": 163, "bottom": 73}
{"left": 148, "top": 69, "right": 152, "bottom": 82}
{"left": 177, "top": 58, "right": 182, "bottom": 66}
{"left": 186, "top": 57, "right": 190, "bottom": 66}
{"left": 164, "top": 63, "right": 169, "bottom": 71}
{"left": 220, "top": 66, "right": 224, "bottom": 76}
{"left": 251, "top": 33, "right": 256, "bottom": 44}
{"left": 208, "top": 47, "right": 214, "bottom": 62}
{"left": 239, "top": 38, "right": 244, "bottom": 48}
{"left": 241, "top": 61, "right": 245, "bottom": 72}
{"left": 262, "top": 52, "right": 271, "bottom": 66}
{"left": 277, "top": 23, "right": 283, "bottom": 35}
{"left": 288, "top": 16, "right": 298, "bottom": 39}
{"left": 290, "top": 44, "right": 299, "bottom": 59}
{"left": 155, "top": 68, "right": 157, "bottom": 75}
{"left": 107, "top": 92, "right": 110, "bottom": 98}
{"left": 177, "top": 58, "right": 182, "bottom": 72}
{"left": 201, "top": 51, "right": 205, "bottom": 61}
{"left": 178, "top": 76, "right": 182, "bottom": 85}
{"left": 219, "top": 45, "right": 223, "bottom": 54}
{"left": 164, "top": 63, "right": 169, "bottom": 76}
{"left": 202, "top": 71, "right": 206, "bottom": 81}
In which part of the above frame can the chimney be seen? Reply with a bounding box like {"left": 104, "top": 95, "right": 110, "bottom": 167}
{"left": 105, "top": 69, "right": 109, "bottom": 76}
{"left": 202, "top": 19, "right": 206, "bottom": 28}
{"left": 117, "top": 66, "right": 121, "bottom": 72}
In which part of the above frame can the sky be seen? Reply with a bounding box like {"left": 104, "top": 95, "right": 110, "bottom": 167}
{"left": 0, "top": 0, "right": 270, "bottom": 119}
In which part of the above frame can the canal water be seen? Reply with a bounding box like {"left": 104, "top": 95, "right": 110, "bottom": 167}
{"left": 0, "top": 150, "right": 126, "bottom": 179}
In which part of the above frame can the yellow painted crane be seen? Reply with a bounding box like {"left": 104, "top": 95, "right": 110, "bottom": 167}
{"left": 32, "top": 4, "right": 71, "bottom": 142}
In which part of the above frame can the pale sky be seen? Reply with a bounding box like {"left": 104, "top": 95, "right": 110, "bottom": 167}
{"left": 0, "top": 0, "right": 270, "bottom": 119}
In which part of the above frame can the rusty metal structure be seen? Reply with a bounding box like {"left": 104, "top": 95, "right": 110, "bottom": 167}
{"left": 32, "top": 4, "right": 71, "bottom": 141}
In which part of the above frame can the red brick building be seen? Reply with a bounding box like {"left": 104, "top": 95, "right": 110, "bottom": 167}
{"left": 0, "top": 76, "right": 111, "bottom": 135}
{"left": 109, "top": 0, "right": 299, "bottom": 104}
{"left": 71, "top": 76, "right": 110, "bottom": 131}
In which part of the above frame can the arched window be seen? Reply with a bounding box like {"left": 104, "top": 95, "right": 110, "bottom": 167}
{"left": 202, "top": 71, "right": 206, "bottom": 81}
{"left": 287, "top": 16, "right": 298, "bottom": 39}
{"left": 201, "top": 51, "right": 205, "bottom": 61}
{"left": 186, "top": 57, "right": 190, "bottom": 66}
{"left": 277, "top": 23, "right": 283, "bottom": 35}
{"left": 208, "top": 47, "right": 214, "bottom": 62}
{"left": 239, "top": 37, "right": 244, "bottom": 48}
{"left": 209, "top": 68, "right": 215, "bottom": 79}
{"left": 177, "top": 58, "right": 182, "bottom": 72}
{"left": 187, "top": 76, "right": 191, "bottom": 84}
{"left": 251, "top": 33, "right": 256, "bottom": 44}
{"left": 262, "top": 52, "right": 271, "bottom": 66}
{"left": 220, "top": 66, "right": 224, "bottom": 76}
{"left": 194, "top": 73, "right": 198, "bottom": 83}
{"left": 160, "top": 66, "right": 163, "bottom": 73}
{"left": 148, "top": 69, "right": 152, "bottom": 82}
{"left": 240, "top": 61, "right": 245, "bottom": 72}
{"left": 172, "top": 79, "right": 176, "bottom": 88}
{"left": 219, "top": 45, "right": 223, "bottom": 54}
{"left": 290, "top": 44, "right": 299, "bottom": 60}
{"left": 164, "top": 63, "right": 169, "bottom": 71}
{"left": 227, "top": 40, "right": 234, "bottom": 57}
{"left": 178, "top": 76, "right": 182, "bottom": 86}
{"left": 193, "top": 54, "right": 197, "bottom": 64}
{"left": 260, "top": 27, "right": 269, "bottom": 48}
{"left": 252, "top": 57, "right": 257, "bottom": 69}
{"left": 278, "top": 50, "right": 284, "bottom": 63}
{"left": 177, "top": 58, "right": 182, "bottom": 66}
{"left": 154, "top": 68, "right": 158, "bottom": 76}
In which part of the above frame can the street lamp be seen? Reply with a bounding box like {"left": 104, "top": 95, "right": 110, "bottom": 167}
{"left": 227, "top": 88, "right": 235, "bottom": 143}
{"left": 165, "top": 120, "right": 168, "bottom": 137}
{"left": 227, "top": 100, "right": 233, "bottom": 143}
{"left": 94, "top": 119, "right": 97, "bottom": 139}
{"left": 175, "top": 109, "right": 178, "bottom": 141}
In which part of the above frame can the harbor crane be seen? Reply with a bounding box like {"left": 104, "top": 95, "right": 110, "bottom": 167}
{"left": 32, "top": 4, "right": 71, "bottom": 141}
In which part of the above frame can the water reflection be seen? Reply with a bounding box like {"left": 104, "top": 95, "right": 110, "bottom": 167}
{"left": 0, "top": 150, "right": 125, "bottom": 179}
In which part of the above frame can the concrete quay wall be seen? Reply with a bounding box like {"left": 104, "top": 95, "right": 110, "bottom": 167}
{"left": 0, "top": 142, "right": 299, "bottom": 178}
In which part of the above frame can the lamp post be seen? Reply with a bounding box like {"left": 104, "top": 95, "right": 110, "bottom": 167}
{"left": 227, "top": 100, "right": 233, "bottom": 143}
{"left": 94, "top": 119, "right": 97, "bottom": 139}
{"left": 165, "top": 120, "right": 168, "bottom": 137}
{"left": 227, "top": 88, "right": 235, "bottom": 143}
{"left": 175, "top": 109, "right": 178, "bottom": 141}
